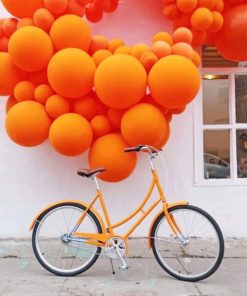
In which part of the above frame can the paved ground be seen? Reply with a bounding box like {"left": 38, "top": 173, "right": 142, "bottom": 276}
{"left": 0, "top": 238, "right": 247, "bottom": 296}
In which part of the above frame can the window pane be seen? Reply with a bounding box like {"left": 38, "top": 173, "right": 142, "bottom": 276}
{"left": 236, "top": 130, "right": 247, "bottom": 178}
{"left": 204, "top": 130, "right": 230, "bottom": 179}
{"left": 236, "top": 75, "right": 247, "bottom": 123}
{"left": 203, "top": 75, "right": 229, "bottom": 124}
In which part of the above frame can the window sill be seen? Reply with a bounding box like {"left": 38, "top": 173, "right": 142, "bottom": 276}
{"left": 194, "top": 179, "right": 247, "bottom": 187}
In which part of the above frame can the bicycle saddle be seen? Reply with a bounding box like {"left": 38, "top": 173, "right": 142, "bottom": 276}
{"left": 77, "top": 168, "right": 106, "bottom": 178}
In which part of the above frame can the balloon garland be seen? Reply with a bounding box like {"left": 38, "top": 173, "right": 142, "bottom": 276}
{"left": 0, "top": 0, "right": 247, "bottom": 182}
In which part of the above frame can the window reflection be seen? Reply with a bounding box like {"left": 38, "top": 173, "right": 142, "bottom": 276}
{"left": 204, "top": 130, "right": 230, "bottom": 179}
{"left": 203, "top": 75, "right": 229, "bottom": 124}
{"left": 236, "top": 75, "right": 247, "bottom": 123}
{"left": 236, "top": 130, "right": 247, "bottom": 178}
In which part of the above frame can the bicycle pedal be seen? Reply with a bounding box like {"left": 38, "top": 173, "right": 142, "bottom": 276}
{"left": 119, "top": 265, "right": 129, "bottom": 270}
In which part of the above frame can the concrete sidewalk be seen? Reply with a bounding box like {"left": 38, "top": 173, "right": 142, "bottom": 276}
{"left": 0, "top": 238, "right": 247, "bottom": 296}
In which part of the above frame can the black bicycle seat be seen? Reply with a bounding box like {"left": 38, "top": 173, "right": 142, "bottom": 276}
{"left": 77, "top": 168, "right": 106, "bottom": 178}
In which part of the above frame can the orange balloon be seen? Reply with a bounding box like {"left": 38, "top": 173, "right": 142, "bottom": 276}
{"left": 208, "top": 11, "right": 224, "bottom": 33}
{"left": 171, "top": 42, "right": 193, "bottom": 59}
{"left": 198, "top": 0, "right": 216, "bottom": 9}
{"left": 88, "top": 133, "right": 137, "bottom": 182}
{"left": 17, "top": 18, "right": 34, "bottom": 29}
{"left": 107, "top": 108, "right": 124, "bottom": 130}
{"left": 92, "top": 49, "right": 112, "bottom": 67}
{"left": 192, "top": 50, "right": 201, "bottom": 66}
{"left": 131, "top": 44, "right": 149, "bottom": 59}
{"left": 177, "top": 0, "right": 198, "bottom": 13}
{"left": 5, "top": 101, "right": 51, "bottom": 147}
{"left": 34, "top": 84, "right": 54, "bottom": 104}
{"left": 0, "top": 36, "right": 9, "bottom": 52}
{"left": 152, "top": 32, "right": 173, "bottom": 46}
{"left": 139, "top": 51, "right": 158, "bottom": 72}
{"left": 50, "top": 15, "right": 91, "bottom": 52}
{"left": 191, "top": 8, "right": 214, "bottom": 31}
{"left": 2, "top": 18, "right": 18, "bottom": 38}
{"left": 44, "top": 0, "right": 68, "bottom": 14}
{"left": 100, "top": 0, "right": 118, "bottom": 13}
{"left": 121, "top": 103, "right": 168, "bottom": 147}
{"left": 66, "top": 0, "right": 85, "bottom": 17}
{"left": 89, "top": 35, "right": 108, "bottom": 54}
{"left": 155, "top": 123, "right": 170, "bottom": 149}
{"left": 33, "top": 8, "right": 55, "bottom": 32}
{"left": 108, "top": 39, "right": 125, "bottom": 53}
{"left": 114, "top": 46, "right": 131, "bottom": 55}
{"left": 48, "top": 48, "right": 96, "bottom": 99}
{"left": 8, "top": 26, "right": 54, "bottom": 72}
{"left": 173, "top": 13, "right": 192, "bottom": 29}
{"left": 74, "top": 94, "right": 98, "bottom": 120}
{"left": 191, "top": 28, "right": 207, "bottom": 47}
{"left": 91, "top": 115, "right": 111, "bottom": 137}
{"left": 14, "top": 81, "right": 35, "bottom": 102}
{"left": 0, "top": 52, "right": 26, "bottom": 96}
{"left": 213, "top": 0, "right": 224, "bottom": 12}
{"left": 173, "top": 27, "right": 193, "bottom": 44}
{"left": 148, "top": 55, "right": 200, "bottom": 108}
{"left": 163, "top": 3, "right": 180, "bottom": 20}
{"left": 151, "top": 41, "right": 171, "bottom": 59}
{"left": 95, "top": 54, "right": 147, "bottom": 109}
{"left": 6, "top": 95, "right": 18, "bottom": 113}
{"left": 49, "top": 113, "right": 93, "bottom": 156}
{"left": 45, "top": 95, "right": 70, "bottom": 119}
{"left": 28, "top": 70, "right": 49, "bottom": 86}
{"left": 1, "top": 0, "right": 44, "bottom": 18}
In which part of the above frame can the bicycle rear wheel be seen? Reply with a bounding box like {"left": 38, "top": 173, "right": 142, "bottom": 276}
{"left": 151, "top": 205, "right": 224, "bottom": 282}
{"left": 32, "top": 202, "right": 102, "bottom": 276}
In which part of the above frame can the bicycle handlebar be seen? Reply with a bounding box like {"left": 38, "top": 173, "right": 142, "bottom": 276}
{"left": 124, "top": 145, "right": 162, "bottom": 154}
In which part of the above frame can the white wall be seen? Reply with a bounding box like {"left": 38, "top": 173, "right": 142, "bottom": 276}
{"left": 0, "top": 0, "right": 247, "bottom": 239}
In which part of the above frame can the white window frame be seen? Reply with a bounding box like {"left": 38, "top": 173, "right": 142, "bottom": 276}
{"left": 194, "top": 67, "right": 247, "bottom": 186}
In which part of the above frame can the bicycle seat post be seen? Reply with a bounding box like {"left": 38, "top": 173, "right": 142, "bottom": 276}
{"left": 92, "top": 175, "right": 101, "bottom": 191}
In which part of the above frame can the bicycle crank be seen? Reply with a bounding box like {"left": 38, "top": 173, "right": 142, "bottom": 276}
{"left": 104, "top": 237, "right": 128, "bottom": 270}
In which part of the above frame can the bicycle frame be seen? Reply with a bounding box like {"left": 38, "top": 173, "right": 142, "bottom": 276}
{"left": 72, "top": 168, "right": 188, "bottom": 247}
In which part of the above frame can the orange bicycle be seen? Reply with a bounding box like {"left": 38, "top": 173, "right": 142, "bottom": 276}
{"left": 30, "top": 145, "right": 224, "bottom": 282}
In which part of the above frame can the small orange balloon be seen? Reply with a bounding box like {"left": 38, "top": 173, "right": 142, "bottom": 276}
{"left": 0, "top": 52, "right": 26, "bottom": 96}
{"left": 44, "top": 0, "right": 68, "bottom": 14}
{"left": 6, "top": 95, "right": 18, "bottom": 113}
{"left": 66, "top": 0, "right": 85, "bottom": 17}
{"left": 45, "top": 95, "right": 70, "bottom": 119}
{"left": 5, "top": 101, "right": 51, "bottom": 147}
{"left": 95, "top": 54, "right": 147, "bottom": 109}
{"left": 163, "top": 3, "right": 180, "bottom": 20}
{"left": 89, "top": 35, "right": 108, "bottom": 54}
{"left": 114, "top": 46, "right": 131, "bottom": 55}
{"left": 8, "top": 26, "right": 54, "bottom": 72}
{"left": 151, "top": 41, "right": 171, "bottom": 59}
{"left": 17, "top": 18, "right": 34, "bottom": 29}
{"left": 0, "top": 36, "right": 9, "bottom": 52}
{"left": 173, "top": 27, "right": 193, "bottom": 44}
{"left": 171, "top": 42, "right": 193, "bottom": 60}
{"left": 50, "top": 15, "right": 91, "bottom": 52}
{"left": 2, "top": 18, "right": 18, "bottom": 38}
{"left": 33, "top": 8, "right": 55, "bottom": 32}
{"left": 108, "top": 38, "right": 125, "bottom": 53}
{"left": 152, "top": 32, "right": 173, "bottom": 46}
{"left": 2, "top": 0, "right": 44, "bottom": 18}
{"left": 192, "top": 50, "right": 201, "bottom": 66}
{"left": 177, "top": 0, "right": 198, "bottom": 13}
{"left": 14, "top": 81, "right": 35, "bottom": 102}
{"left": 48, "top": 48, "right": 96, "bottom": 99}
{"left": 198, "top": 0, "right": 216, "bottom": 9}
{"left": 131, "top": 44, "right": 149, "bottom": 59}
{"left": 49, "top": 113, "right": 93, "bottom": 156}
{"left": 208, "top": 11, "right": 224, "bottom": 32}
{"left": 74, "top": 94, "right": 98, "bottom": 120}
{"left": 213, "top": 0, "right": 224, "bottom": 12}
{"left": 92, "top": 49, "right": 112, "bottom": 67}
{"left": 34, "top": 84, "right": 54, "bottom": 104}
{"left": 191, "top": 8, "right": 214, "bottom": 31}
{"left": 139, "top": 51, "right": 158, "bottom": 72}
{"left": 148, "top": 55, "right": 200, "bottom": 108}
{"left": 88, "top": 133, "right": 137, "bottom": 182}
{"left": 121, "top": 103, "right": 168, "bottom": 147}
{"left": 91, "top": 115, "right": 111, "bottom": 137}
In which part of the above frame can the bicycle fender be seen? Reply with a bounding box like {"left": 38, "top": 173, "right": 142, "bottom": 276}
{"left": 147, "top": 201, "right": 189, "bottom": 249}
{"left": 29, "top": 200, "right": 107, "bottom": 233}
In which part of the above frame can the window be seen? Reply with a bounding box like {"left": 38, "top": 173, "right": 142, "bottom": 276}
{"left": 194, "top": 47, "right": 247, "bottom": 185}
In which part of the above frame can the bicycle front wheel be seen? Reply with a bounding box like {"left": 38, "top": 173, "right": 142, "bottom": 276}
{"left": 32, "top": 202, "right": 102, "bottom": 276}
{"left": 151, "top": 205, "right": 224, "bottom": 282}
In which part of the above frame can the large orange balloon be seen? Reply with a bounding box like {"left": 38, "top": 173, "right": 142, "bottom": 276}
{"left": 8, "top": 26, "right": 54, "bottom": 72}
{"left": 5, "top": 101, "right": 51, "bottom": 147}
{"left": 50, "top": 15, "right": 91, "bottom": 51}
{"left": 2, "top": 0, "right": 44, "bottom": 18}
{"left": 0, "top": 52, "right": 26, "bottom": 95}
{"left": 88, "top": 134, "right": 137, "bottom": 182}
{"left": 148, "top": 55, "right": 200, "bottom": 108}
{"left": 215, "top": 5, "right": 247, "bottom": 61}
{"left": 49, "top": 113, "right": 93, "bottom": 156}
{"left": 45, "top": 95, "right": 70, "bottom": 119}
{"left": 48, "top": 48, "right": 96, "bottom": 99}
{"left": 121, "top": 103, "right": 168, "bottom": 147}
{"left": 94, "top": 54, "right": 147, "bottom": 109}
